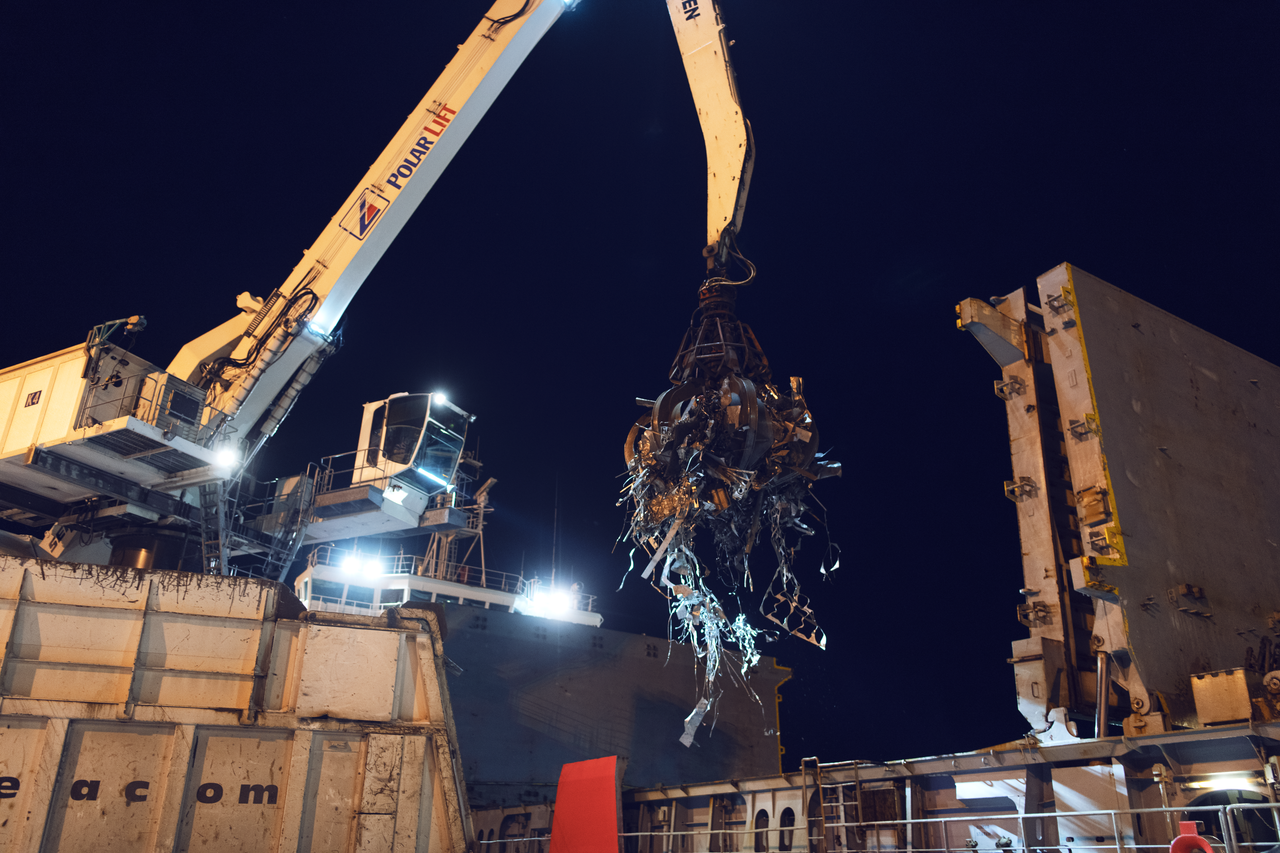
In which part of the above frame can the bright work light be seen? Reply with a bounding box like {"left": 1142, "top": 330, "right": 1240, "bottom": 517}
{"left": 417, "top": 468, "right": 451, "bottom": 489}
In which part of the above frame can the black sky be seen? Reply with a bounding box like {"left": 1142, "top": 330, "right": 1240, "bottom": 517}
{"left": 3, "top": 2, "right": 1278, "bottom": 767}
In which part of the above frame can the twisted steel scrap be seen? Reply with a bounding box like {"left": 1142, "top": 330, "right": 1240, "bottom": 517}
{"left": 621, "top": 280, "right": 841, "bottom": 721}
{"left": 626, "top": 0, "right": 841, "bottom": 741}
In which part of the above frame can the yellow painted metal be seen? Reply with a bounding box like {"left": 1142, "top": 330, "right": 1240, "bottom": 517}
{"left": 1059, "top": 267, "right": 1129, "bottom": 569}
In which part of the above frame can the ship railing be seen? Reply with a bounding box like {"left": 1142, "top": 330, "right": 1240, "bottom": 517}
{"left": 1224, "top": 802, "right": 1280, "bottom": 853}
{"left": 307, "top": 595, "right": 377, "bottom": 616}
{"left": 546, "top": 803, "right": 1280, "bottom": 853}
{"left": 79, "top": 368, "right": 232, "bottom": 446}
{"left": 309, "top": 545, "right": 427, "bottom": 578}
{"left": 308, "top": 544, "right": 524, "bottom": 592}
{"left": 314, "top": 447, "right": 477, "bottom": 503}
{"left": 313, "top": 448, "right": 395, "bottom": 496}
{"left": 424, "top": 559, "right": 523, "bottom": 594}
{"left": 517, "top": 577, "right": 598, "bottom": 614}
{"left": 307, "top": 545, "right": 596, "bottom": 613}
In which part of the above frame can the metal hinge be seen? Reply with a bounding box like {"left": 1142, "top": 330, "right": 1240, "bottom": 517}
{"left": 1067, "top": 418, "right": 1096, "bottom": 442}
{"left": 1004, "top": 476, "right": 1039, "bottom": 502}
{"left": 995, "top": 376, "right": 1027, "bottom": 401}
{"left": 1088, "top": 530, "right": 1116, "bottom": 555}
{"left": 1017, "top": 600, "right": 1051, "bottom": 627}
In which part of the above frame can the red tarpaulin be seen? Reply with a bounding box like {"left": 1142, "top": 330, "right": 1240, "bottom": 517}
{"left": 549, "top": 756, "right": 620, "bottom": 853}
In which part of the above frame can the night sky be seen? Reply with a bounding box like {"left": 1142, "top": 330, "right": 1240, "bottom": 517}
{"left": 4, "top": 2, "right": 1278, "bottom": 767}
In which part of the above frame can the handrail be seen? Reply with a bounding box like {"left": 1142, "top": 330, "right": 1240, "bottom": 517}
{"left": 315, "top": 446, "right": 478, "bottom": 502}
{"left": 304, "top": 544, "right": 598, "bottom": 613}
{"left": 308, "top": 544, "right": 523, "bottom": 591}
{"left": 581, "top": 803, "right": 1267, "bottom": 853}
{"left": 1224, "top": 802, "right": 1280, "bottom": 853}
{"left": 79, "top": 368, "right": 231, "bottom": 446}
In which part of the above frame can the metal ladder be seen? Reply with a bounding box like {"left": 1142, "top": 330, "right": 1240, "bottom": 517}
{"left": 198, "top": 481, "right": 226, "bottom": 574}
{"left": 802, "top": 757, "right": 864, "bottom": 852}
{"left": 802, "top": 757, "right": 830, "bottom": 852}
{"left": 258, "top": 465, "right": 320, "bottom": 582}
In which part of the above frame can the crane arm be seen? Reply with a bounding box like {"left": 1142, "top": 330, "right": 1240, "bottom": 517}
{"left": 618, "top": 1, "right": 838, "bottom": 695}
{"left": 170, "top": 0, "right": 578, "bottom": 444}
{"left": 665, "top": 0, "right": 755, "bottom": 274}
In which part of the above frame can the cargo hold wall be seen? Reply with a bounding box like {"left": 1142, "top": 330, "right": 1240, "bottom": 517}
{"left": 0, "top": 556, "right": 471, "bottom": 853}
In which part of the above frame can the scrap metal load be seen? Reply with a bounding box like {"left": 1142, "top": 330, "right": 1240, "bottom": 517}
{"left": 620, "top": 1, "right": 841, "bottom": 720}
{"left": 622, "top": 284, "right": 840, "bottom": 646}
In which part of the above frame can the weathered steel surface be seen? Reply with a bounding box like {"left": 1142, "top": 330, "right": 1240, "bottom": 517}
{"left": 0, "top": 555, "right": 472, "bottom": 852}
{"left": 963, "top": 265, "right": 1280, "bottom": 734}
{"left": 1038, "top": 264, "right": 1280, "bottom": 725}
{"left": 296, "top": 625, "right": 400, "bottom": 721}
{"left": 959, "top": 286, "right": 1100, "bottom": 735}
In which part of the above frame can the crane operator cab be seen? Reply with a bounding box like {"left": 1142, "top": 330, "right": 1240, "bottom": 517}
{"left": 353, "top": 393, "right": 473, "bottom": 508}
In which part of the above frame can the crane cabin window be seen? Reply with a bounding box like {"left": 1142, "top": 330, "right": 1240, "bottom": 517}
{"left": 384, "top": 396, "right": 431, "bottom": 465}
{"left": 365, "top": 405, "right": 385, "bottom": 468}
{"left": 413, "top": 417, "right": 464, "bottom": 485}
{"left": 363, "top": 394, "right": 467, "bottom": 489}
{"left": 365, "top": 395, "right": 433, "bottom": 468}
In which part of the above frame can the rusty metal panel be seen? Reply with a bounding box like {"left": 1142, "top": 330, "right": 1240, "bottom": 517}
{"left": 3, "top": 660, "right": 133, "bottom": 704}
{"left": 1037, "top": 264, "right": 1280, "bottom": 725}
{"left": 296, "top": 625, "right": 399, "bottom": 721}
{"left": 360, "top": 734, "right": 405, "bottom": 814}
{"left": 355, "top": 815, "right": 396, "bottom": 853}
{"left": 0, "top": 557, "right": 473, "bottom": 851}
{"left": 0, "top": 717, "right": 463, "bottom": 853}
{"left": 19, "top": 564, "right": 151, "bottom": 610}
{"left": 136, "top": 612, "right": 262, "bottom": 674}
{"left": 134, "top": 669, "right": 254, "bottom": 709}
{"left": 297, "top": 733, "right": 363, "bottom": 852}
{"left": 11, "top": 602, "right": 144, "bottom": 666}
{"left": 398, "top": 634, "right": 447, "bottom": 725}
{"left": 145, "top": 573, "right": 275, "bottom": 621}
{"left": 0, "top": 565, "right": 23, "bottom": 600}
{"left": 1190, "top": 668, "right": 1255, "bottom": 725}
{"left": 0, "top": 717, "right": 52, "bottom": 850}
{"left": 41, "top": 721, "right": 178, "bottom": 851}
{"left": 392, "top": 736, "right": 429, "bottom": 853}
{"left": 264, "top": 622, "right": 302, "bottom": 712}
{"left": 172, "top": 728, "right": 292, "bottom": 852}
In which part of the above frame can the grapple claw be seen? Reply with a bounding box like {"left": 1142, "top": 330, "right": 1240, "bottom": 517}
{"left": 621, "top": 279, "right": 841, "bottom": 697}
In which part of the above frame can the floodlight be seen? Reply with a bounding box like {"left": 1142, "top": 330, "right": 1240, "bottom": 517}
{"left": 417, "top": 468, "right": 451, "bottom": 488}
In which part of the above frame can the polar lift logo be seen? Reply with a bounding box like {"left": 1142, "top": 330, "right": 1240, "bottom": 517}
{"left": 356, "top": 197, "right": 380, "bottom": 236}
{"left": 339, "top": 189, "right": 390, "bottom": 241}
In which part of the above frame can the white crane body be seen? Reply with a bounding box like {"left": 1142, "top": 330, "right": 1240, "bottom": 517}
{"left": 665, "top": 0, "right": 754, "bottom": 263}
{"left": 0, "top": 0, "right": 576, "bottom": 571}
{"left": 173, "top": 0, "right": 575, "bottom": 435}
{"left": 0, "top": 0, "right": 761, "bottom": 582}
